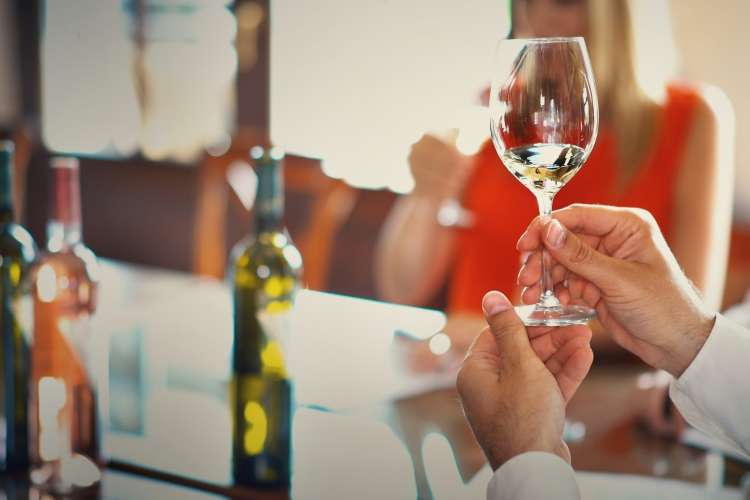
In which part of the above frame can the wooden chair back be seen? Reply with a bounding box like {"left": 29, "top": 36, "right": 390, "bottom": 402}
{"left": 193, "top": 128, "right": 357, "bottom": 290}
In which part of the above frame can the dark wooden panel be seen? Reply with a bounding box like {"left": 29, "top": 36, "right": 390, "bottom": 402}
{"left": 25, "top": 153, "right": 199, "bottom": 272}
{"left": 13, "top": 0, "right": 40, "bottom": 120}
{"left": 326, "top": 188, "right": 397, "bottom": 299}
{"left": 234, "top": 0, "right": 270, "bottom": 129}
{"left": 80, "top": 160, "right": 198, "bottom": 271}
{"left": 24, "top": 150, "right": 53, "bottom": 243}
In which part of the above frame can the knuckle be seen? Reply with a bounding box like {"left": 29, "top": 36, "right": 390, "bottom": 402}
{"left": 629, "top": 208, "right": 657, "bottom": 228}
{"left": 420, "top": 135, "right": 437, "bottom": 147}
{"left": 488, "top": 315, "right": 523, "bottom": 342}
{"left": 487, "top": 314, "right": 509, "bottom": 334}
{"left": 569, "top": 238, "right": 592, "bottom": 264}
{"left": 411, "top": 140, "right": 427, "bottom": 154}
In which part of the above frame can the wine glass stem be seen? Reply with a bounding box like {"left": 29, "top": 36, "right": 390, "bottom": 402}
{"left": 535, "top": 192, "right": 561, "bottom": 309}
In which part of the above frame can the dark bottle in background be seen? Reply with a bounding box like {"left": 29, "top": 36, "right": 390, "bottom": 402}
{"left": 0, "top": 141, "right": 36, "bottom": 472}
{"left": 229, "top": 146, "right": 303, "bottom": 489}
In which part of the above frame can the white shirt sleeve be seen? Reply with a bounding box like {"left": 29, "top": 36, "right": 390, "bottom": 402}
{"left": 487, "top": 452, "right": 580, "bottom": 500}
{"left": 669, "top": 313, "right": 750, "bottom": 457}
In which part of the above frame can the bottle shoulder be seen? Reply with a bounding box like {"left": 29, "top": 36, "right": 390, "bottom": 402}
{"left": 231, "top": 231, "right": 303, "bottom": 275}
{"left": 0, "top": 223, "right": 37, "bottom": 263}
{"left": 34, "top": 244, "right": 99, "bottom": 284}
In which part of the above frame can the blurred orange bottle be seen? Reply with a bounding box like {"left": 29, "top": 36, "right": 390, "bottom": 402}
{"left": 29, "top": 157, "right": 103, "bottom": 495}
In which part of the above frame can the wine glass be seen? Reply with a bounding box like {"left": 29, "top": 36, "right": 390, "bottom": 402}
{"left": 489, "top": 37, "right": 599, "bottom": 326}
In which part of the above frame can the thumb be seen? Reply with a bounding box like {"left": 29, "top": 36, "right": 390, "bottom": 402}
{"left": 482, "top": 291, "right": 533, "bottom": 364}
{"left": 542, "top": 218, "right": 620, "bottom": 289}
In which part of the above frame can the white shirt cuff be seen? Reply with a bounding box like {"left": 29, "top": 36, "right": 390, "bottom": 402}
{"left": 487, "top": 452, "right": 579, "bottom": 500}
{"left": 669, "top": 313, "right": 750, "bottom": 456}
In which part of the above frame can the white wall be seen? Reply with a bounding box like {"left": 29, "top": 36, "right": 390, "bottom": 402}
{"left": 669, "top": 0, "right": 750, "bottom": 222}
{"left": 0, "top": 0, "right": 19, "bottom": 127}
{"left": 270, "top": 0, "right": 507, "bottom": 192}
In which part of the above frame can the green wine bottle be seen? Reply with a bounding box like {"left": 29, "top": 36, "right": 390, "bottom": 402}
{"left": 229, "top": 146, "right": 302, "bottom": 489}
{"left": 0, "top": 141, "right": 36, "bottom": 472}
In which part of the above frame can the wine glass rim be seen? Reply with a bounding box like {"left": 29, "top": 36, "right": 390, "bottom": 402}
{"left": 508, "top": 36, "right": 585, "bottom": 44}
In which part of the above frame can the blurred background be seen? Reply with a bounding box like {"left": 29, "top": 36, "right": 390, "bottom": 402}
{"left": 1, "top": 0, "right": 748, "bottom": 307}
{"left": 1, "top": 1, "right": 749, "bottom": 498}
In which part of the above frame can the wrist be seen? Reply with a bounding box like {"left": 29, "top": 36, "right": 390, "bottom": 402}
{"left": 664, "top": 312, "right": 715, "bottom": 377}
{"left": 411, "top": 177, "right": 468, "bottom": 202}
{"left": 409, "top": 188, "right": 446, "bottom": 204}
{"left": 486, "top": 438, "right": 569, "bottom": 471}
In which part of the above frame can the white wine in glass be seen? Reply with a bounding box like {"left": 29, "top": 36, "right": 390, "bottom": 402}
{"left": 489, "top": 37, "right": 599, "bottom": 326}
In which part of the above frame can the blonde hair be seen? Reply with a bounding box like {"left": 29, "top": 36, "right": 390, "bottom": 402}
{"left": 514, "top": 0, "right": 678, "bottom": 181}
{"left": 588, "top": 0, "right": 673, "bottom": 180}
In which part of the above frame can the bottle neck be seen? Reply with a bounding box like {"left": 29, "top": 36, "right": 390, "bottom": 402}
{"left": 0, "top": 146, "right": 14, "bottom": 225}
{"left": 254, "top": 161, "right": 284, "bottom": 235}
{"left": 47, "top": 166, "right": 82, "bottom": 251}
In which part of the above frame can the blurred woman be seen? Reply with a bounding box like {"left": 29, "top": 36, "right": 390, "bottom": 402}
{"left": 375, "top": 0, "right": 734, "bottom": 364}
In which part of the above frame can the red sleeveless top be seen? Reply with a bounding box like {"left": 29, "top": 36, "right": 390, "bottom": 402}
{"left": 448, "top": 84, "right": 700, "bottom": 313}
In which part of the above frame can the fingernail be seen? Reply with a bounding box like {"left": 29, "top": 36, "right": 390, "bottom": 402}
{"left": 482, "top": 291, "right": 511, "bottom": 316}
{"left": 546, "top": 219, "right": 566, "bottom": 248}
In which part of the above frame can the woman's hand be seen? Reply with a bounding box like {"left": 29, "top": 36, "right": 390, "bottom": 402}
{"left": 409, "top": 133, "right": 473, "bottom": 201}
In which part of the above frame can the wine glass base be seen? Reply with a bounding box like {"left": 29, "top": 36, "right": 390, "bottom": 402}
{"left": 515, "top": 304, "right": 596, "bottom": 327}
